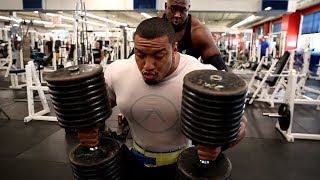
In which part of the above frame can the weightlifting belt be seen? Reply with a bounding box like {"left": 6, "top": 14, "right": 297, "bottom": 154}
{"left": 131, "top": 142, "right": 185, "bottom": 167}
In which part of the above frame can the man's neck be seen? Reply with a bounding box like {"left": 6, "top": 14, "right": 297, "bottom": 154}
{"left": 166, "top": 53, "right": 180, "bottom": 77}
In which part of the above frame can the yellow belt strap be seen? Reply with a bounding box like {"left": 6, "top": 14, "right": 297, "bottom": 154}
{"left": 133, "top": 142, "right": 184, "bottom": 167}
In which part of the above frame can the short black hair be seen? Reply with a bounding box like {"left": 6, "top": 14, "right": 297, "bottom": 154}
{"left": 134, "top": 17, "right": 175, "bottom": 45}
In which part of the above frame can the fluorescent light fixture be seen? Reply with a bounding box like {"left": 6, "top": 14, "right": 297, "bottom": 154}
{"left": 84, "top": 12, "right": 128, "bottom": 26}
{"left": 140, "top": 12, "right": 152, "bottom": 19}
{"left": 231, "top": 15, "right": 257, "bottom": 29}
{"left": 46, "top": 13, "right": 56, "bottom": 17}
{"left": 264, "top": 6, "right": 272, "bottom": 11}
{"left": 78, "top": 19, "right": 107, "bottom": 27}
{"left": 55, "top": 24, "right": 73, "bottom": 28}
{"left": 46, "top": 13, "right": 74, "bottom": 21}
{"left": 33, "top": 20, "right": 53, "bottom": 25}
{"left": 47, "top": 12, "right": 108, "bottom": 27}
{"left": 221, "top": 33, "right": 226, "bottom": 36}
{"left": 0, "top": 16, "right": 11, "bottom": 21}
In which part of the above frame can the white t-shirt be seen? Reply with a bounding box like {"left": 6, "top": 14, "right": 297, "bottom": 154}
{"left": 105, "top": 53, "right": 216, "bottom": 152}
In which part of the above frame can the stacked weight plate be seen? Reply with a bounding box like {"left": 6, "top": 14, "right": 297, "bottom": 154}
{"left": 181, "top": 70, "right": 247, "bottom": 146}
{"left": 45, "top": 65, "right": 120, "bottom": 180}
{"left": 69, "top": 138, "right": 121, "bottom": 180}
{"left": 45, "top": 64, "right": 112, "bottom": 129}
{"left": 178, "top": 70, "right": 248, "bottom": 180}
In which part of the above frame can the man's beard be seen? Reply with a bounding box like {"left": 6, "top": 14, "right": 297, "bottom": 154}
{"left": 144, "top": 79, "right": 159, "bottom": 85}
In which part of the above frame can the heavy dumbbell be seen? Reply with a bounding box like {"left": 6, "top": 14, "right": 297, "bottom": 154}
{"left": 45, "top": 65, "right": 121, "bottom": 180}
{"left": 177, "top": 70, "right": 248, "bottom": 180}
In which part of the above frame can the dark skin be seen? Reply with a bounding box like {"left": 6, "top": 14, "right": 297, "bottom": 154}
{"left": 164, "top": 0, "right": 221, "bottom": 61}
{"left": 79, "top": 34, "right": 247, "bottom": 161}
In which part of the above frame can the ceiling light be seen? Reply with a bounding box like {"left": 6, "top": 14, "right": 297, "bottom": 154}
{"left": 33, "top": 20, "right": 53, "bottom": 25}
{"left": 85, "top": 12, "right": 128, "bottom": 26}
{"left": 0, "top": 16, "right": 11, "bottom": 21}
{"left": 221, "top": 33, "right": 226, "bottom": 36}
{"left": 55, "top": 24, "right": 73, "bottom": 28}
{"left": 78, "top": 19, "right": 107, "bottom": 27}
{"left": 46, "top": 13, "right": 56, "bottom": 17}
{"left": 231, "top": 15, "right": 257, "bottom": 29}
{"left": 264, "top": 7, "right": 272, "bottom": 11}
{"left": 140, "top": 12, "right": 152, "bottom": 19}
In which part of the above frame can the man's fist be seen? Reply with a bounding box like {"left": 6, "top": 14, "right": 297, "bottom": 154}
{"left": 197, "top": 145, "right": 221, "bottom": 161}
{"left": 78, "top": 126, "right": 99, "bottom": 148}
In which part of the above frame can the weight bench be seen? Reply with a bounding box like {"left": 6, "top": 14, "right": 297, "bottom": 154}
{"left": 248, "top": 51, "right": 291, "bottom": 107}
{"left": 9, "top": 69, "right": 27, "bottom": 89}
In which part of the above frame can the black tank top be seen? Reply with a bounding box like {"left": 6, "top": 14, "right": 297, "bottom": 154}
{"left": 177, "top": 14, "right": 201, "bottom": 59}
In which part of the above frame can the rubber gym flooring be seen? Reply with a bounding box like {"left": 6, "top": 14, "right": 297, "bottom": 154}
{"left": 0, "top": 70, "right": 319, "bottom": 180}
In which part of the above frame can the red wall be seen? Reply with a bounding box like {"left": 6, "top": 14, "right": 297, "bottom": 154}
{"left": 264, "top": 21, "right": 271, "bottom": 35}
{"left": 249, "top": 4, "right": 320, "bottom": 52}
{"left": 300, "top": 4, "right": 320, "bottom": 14}
{"left": 282, "top": 12, "right": 301, "bottom": 50}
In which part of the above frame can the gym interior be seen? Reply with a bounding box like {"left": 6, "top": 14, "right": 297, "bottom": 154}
{"left": 0, "top": 0, "right": 319, "bottom": 179}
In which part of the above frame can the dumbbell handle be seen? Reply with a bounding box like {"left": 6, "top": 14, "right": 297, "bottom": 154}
{"left": 78, "top": 126, "right": 100, "bottom": 149}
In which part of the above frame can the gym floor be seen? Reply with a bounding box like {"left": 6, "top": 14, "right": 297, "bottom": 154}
{"left": 0, "top": 71, "right": 319, "bottom": 180}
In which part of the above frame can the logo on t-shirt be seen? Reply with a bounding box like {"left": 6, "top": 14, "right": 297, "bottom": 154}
{"left": 130, "top": 94, "right": 179, "bottom": 133}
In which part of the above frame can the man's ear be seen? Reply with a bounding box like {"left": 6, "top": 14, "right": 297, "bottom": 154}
{"left": 165, "top": 2, "right": 167, "bottom": 9}
{"left": 173, "top": 42, "right": 178, "bottom": 54}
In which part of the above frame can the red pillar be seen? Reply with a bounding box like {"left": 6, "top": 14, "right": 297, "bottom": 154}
{"left": 264, "top": 22, "right": 271, "bottom": 36}
{"left": 281, "top": 12, "right": 301, "bottom": 51}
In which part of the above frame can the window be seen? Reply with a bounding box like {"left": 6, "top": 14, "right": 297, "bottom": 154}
{"left": 272, "top": 22, "right": 282, "bottom": 33}
{"left": 134, "top": 0, "right": 156, "bottom": 10}
{"left": 257, "top": 27, "right": 264, "bottom": 36}
{"left": 301, "top": 11, "right": 320, "bottom": 34}
{"left": 312, "top": 11, "right": 320, "bottom": 33}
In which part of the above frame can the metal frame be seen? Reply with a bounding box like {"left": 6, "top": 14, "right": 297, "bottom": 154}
{"left": 0, "top": 39, "right": 16, "bottom": 77}
{"left": 24, "top": 61, "right": 57, "bottom": 123}
{"left": 264, "top": 70, "right": 320, "bottom": 142}
{"left": 247, "top": 52, "right": 292, "bottom": 107}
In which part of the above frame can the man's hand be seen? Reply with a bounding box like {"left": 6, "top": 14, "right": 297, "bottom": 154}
{"left": 78, "top": 126, "right": 99, "bottom": 148}
{"left": 197, "top": 144, "right": 221, "bottom": 161}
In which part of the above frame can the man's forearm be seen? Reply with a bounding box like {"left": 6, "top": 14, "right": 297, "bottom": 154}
{"left": 203, "top": 54, "right": 228, "bottom": 71}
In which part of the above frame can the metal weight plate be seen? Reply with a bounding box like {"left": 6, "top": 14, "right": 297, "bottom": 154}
{"left": 55, "top": 104, "right": 110, "bottom": 120}
{"left": 177, "top": 147, "right": 232, "bottom": 180}
{"left": 47, "top": 74, "right": 105, "bottom": 91}
{"left": 57, "top": 110, "right": 112, "bottom": 129}
{"left": 48, "top": 81, "right": 106, "bottom": 97}
{"left": 181, "top": 120, "right": 240, "bottom": 141}
{"left": 69, "top": 138, "right": 121, "bottom": 179}
{"left": 183, "top": 70, "right": 248, "bottom": 98}
{"left": 278, "top": 104, "right": 291, "bottom": 131}
{"left": 181, "top": 116, "right": 239, "bottom": 146}
{"left": 181, "top": 100, "right": 245, "bottom": 121}
{"left": 181, "top": 114, "right": 241, "bottom": 135}
{"left": 51, "top": 92, "right": 108, "bottom": 110}
{"left": 181, "top": 97, "right": 245, "bottom": 118}
{"left": 183, "top": 86, "right": 248, "bottom": 103}
{"left": 181, "top": 109, "right": 242, "bottom": 130}
{"left": 45, "top": 64, "right": 103, "bottom": 85}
